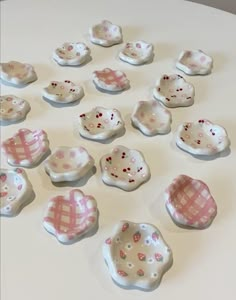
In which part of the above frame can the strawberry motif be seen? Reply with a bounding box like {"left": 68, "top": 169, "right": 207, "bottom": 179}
{"left": 0, "top": 174, "right": 7, "bottom": 182}
{"left": 133, "top": 231, "right": 141, "bottom": 243}
{"left": 120, "top": 249, "right": 126, "bottom": 259}
{"left": 155, "top": 253, "right": 163, "bottom": 262}
{"left": 15, "top": 168, "right": 23, "bottom": 174}
{"left": 152, "top": 231, "right": 159, "bottom": 241}
{"left": 117, "top": 270, "right": 128, "bottom": 277}
{"left": 17, "top": 184, "right": 23, "bottom": 191}
{"left": 122, "top": 222, "right": 129, "bottom": 232}
{"left": 105, "top": 237, "right": 112, "bottom": 245}
{"left": 0, "top": 191, "right": 8, "bottom": 198}
{"left": 137, "top": 269, "right": 144, "bottom": 276}
{"left": 137, "top": 252, "right": 146, "bottom": 261}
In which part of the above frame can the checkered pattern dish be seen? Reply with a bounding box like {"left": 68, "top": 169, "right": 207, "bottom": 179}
{"left": 164, "top": 174, "right": 217, "bottom": 229}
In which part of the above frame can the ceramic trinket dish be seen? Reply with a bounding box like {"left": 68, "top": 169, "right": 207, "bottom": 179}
{"left": 103, "top": 220, "right": 173, "bottom": 290}
{"left": 100, "top": 145, "right": 150, "bottom": 191}
{"left": 176, "top": 119, "right": 230, "bottom": 156}
{"left": 176, "top": 50, "right": 213, "bottom": 75}
{"left": 44, "top": 146, "right": 95, "bottom": 183}
{"left": 0, "top": 95, "right": 31, "bottom": 124}
{"left": 0, "top": 168, "right": 33, "bottom": 217}
{"left": 153, "top": 74, "right": 195, "bottom": 108}
{"left": 89, "top": 20, "right": 122, "bottom": 47}
{"left": 0, "top": 61, "right": 37, "bottom": 86}
{"left": 119, "top": 41, "right": 154, "bottom": 65}
{"left": 93, "top": 68, "right": 129, "bottom": 92}
{"left": 2, "top": 128, "right": 50, "bottom": 167}
{"left": 78, "top": 107, "right": 125, "bottom": 141}
{"left": 43, "top": 189, "right": 98, "bottom": 244}
{"left": 164, "top": 175, "right": 217, "bottom": 229}
{"left": 53, "top": 42, "right": 91, "bottom": 66}
{"left": 131, "top": 100, "right": 172, "bottom": 136}
{"left": 42, "top": 80, "right": 84, "bottom": 104}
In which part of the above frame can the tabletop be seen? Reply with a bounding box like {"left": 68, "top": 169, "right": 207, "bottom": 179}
{"left": 1, "top": 0, "right": 236, "bottom": 299}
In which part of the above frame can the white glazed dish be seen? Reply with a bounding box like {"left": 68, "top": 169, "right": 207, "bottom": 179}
{"left": 0, "top": 95, "right": 31, "bottom": 124}
{"left": 42, "top": 80, "right": 84, "bottom": 104}
{"left": 78, "top": 107, "right": 125, "bottom": 141}
{"left": 43, "top": 189, "right": 98, "bottom": 244}
{"left": 153, "top": 74, "right": 195, "bottom": 108}
{"left": 0, "top": 61, "right": 37, "bottom": 86}
{"left": 176, "top": 50, "right": 213, "bottom": 75}
{"left": 176, "top": 119, "right": 230, "bottom": 156}
{"left": 2, "top": 128, "right": 50, "bottom": 167}
{"left": 53, "top": 42, "right": 91, "bottom": 66}
{"left": 119, "top": 41, "right": 154, "bottom": 65}
{"left": 103, "top": 220, "right": 173, "bottom": 290}
{"left": 89, "top": 20, "right": 122, "bottom": 47}
{"left": 131, "top": 100, "right": 172, "bottom": 136}
{"left": 100, "top": 145, "right": 151, "bottom": 191}
{"left": 0, "top": 168, "right": 33, "bottom": 217}
{"left": 44, "top": 146, "right": 95, "bottom": 183}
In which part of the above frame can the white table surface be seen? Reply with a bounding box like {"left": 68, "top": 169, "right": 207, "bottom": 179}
{"left": 1, "top": 0, "right": 236, "bottom": 299}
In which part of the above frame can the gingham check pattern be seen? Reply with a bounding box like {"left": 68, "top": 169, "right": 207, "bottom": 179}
{"left": 44, "top": 190, "right": 97, "bottom": 240}
{"left": 165, "top": 175, "right": 217, "bottom": 228}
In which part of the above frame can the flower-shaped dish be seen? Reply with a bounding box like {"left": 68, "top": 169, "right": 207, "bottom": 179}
{"left": 89, "top": 20, "right": 122, "bottom": 47}
{"left": 2, "top": 128, "right": 50, "bottom": 167}
{"left": 176, "top": 50, "right": 213, "bottom": 75}
{"left": 176, "top": 119, "right": 230, "bottom": 156}
{"left": 164, "top": 175, "right": 217, "bottom": 229}
{"left": 103, "top": 220, "right": 173, "bottom": 290}
{"left": 0, "top": 95, "right": 31, "bottom": 124}
{"left": 93, "top": 68, "right": 129, "bottom": 92}
{"left": 153, "top": 74, "right": 194, "bottom": 108}
{"left": 100, "top": 145, "right": 150, "bottom": 191}
{"left": 78, "top": 107, "right": 125, "bottom": 141}
{"left": 119, "top": 41, "right": 154, "bottom": 65}
{"left": 131, "top": 100, "right": 172, "bottom": 136}
{"left": 53, "top": 42, "right": 91, "bottom": 66}
{"left": 42, "top": 80, "right": 84, "bottom": 104}
{"left": 0, "top": 61, "right": 37, "bottom": 86}
{"left": 0, "top": 168, "right": 33, "bottom": 216}
{"left": 43, "top": 189, "right": 98, "bottom": 244}
{"left": 44, "top": 146, "right": 95, "bottom": 182}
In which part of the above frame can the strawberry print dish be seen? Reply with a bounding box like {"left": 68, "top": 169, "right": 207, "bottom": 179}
{"left": 0, "top": 168, "right": 34, "bottom": 217}
{"left": 0, "top": 60, "right": 37, "bottom": 86}
{"left": 2, "top": 128, "right": 50, "bottom": 167}
{"left": 89, "top": 20, "right": 122, "bottom": 47}
{"left": 53, "top": 42, "right": 91, "bottom": 66}
{"left": 43, "top": 189, "right": 98, "bottom": 244}
{"left": 44, "top": 146, "right": 95, "bottom": 183}
{"left": 153, "top": 74, "right": 195, "bottom": 108}
{"left": 78, "top": 107, "right": 125, "bottom": 141}
{"left": 93, "top": 68, "right": 129, "bottom": 92}
{"left": 119, "top": 41, "right": 154, "bottom": 65}
{"left": 176, "top": 50, "right": 213, "bottom": 75}
{"left": 176, "top": 119, "right": 230, "bottom": 156}
{"left": 103, "top": 220, "right": 173, "bottom": 290}
{"left": 42, "top": 80, "right": 84, "bottom": 104}
{"left": 164, "top": 175, "right": 217, "bottom": 229}
{"left": 100, "top": 145, "right": 150, "bottom": 191}
{"left": 0, "top": 95, "right": 31, "bottom": 124}
{"left": 131, "top": 100, "right": 172, "bottom": 136}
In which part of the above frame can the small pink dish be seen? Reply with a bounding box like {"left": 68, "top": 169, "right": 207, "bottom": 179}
{"left": 0, "top": 61, "right": 37, "bottom": 86}
{"left": 43, "top": 189, "right": 98, "bottom": 244}
{"left": 176, "top": 119, "right": 230, "bottom": 156}
{"left": 78, "top": 106, "right": 125, "bottom": 141}
{"left": 0, "top": 168, "right": 33, "bottom": 217}
{"left": 44, "top": 146, "right": 95, "bottom": 182}
{"left": 100, "top": 145, "right": 151, "bottom": 191}
{"left": 89, "top": 20, "right": 122, "bottom": 47}
{"left": 131, "top": 100, "right": 172, "bottom": 136}
{"left": 153, "top": 74, "right": 194, "bottom": 108}
{"left": 0, "top": 95, "right": 31, "bottom": 124}
{"left": 103, "top": 220, "right": 173, "bottom": 290}
{"left": 42, "top": 80, "right": 84, "bottom": 104}
{"left": 93, "top": 68, "right": 129, "bottom": 92}
{"left": 2, "top": 128, "right": 50, "bottom": 167}
{"left": 164, "top": 175, "right": 217, "bottom": 229}
{"left": 119, "top": 41, "right": 154, "bottom": 65}
{"left": 53, "top": 42, "right": 91, "bottom": 66}
{"left": 176, "top": 50, "right": 213, "bottom": 75}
